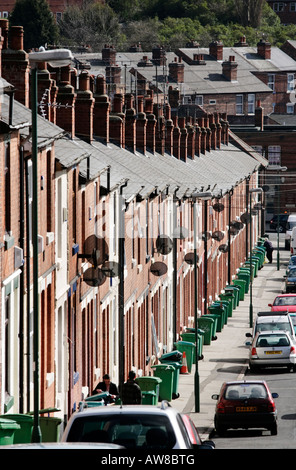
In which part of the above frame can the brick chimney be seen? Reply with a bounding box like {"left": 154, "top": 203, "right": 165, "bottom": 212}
{"left": 168, "top": 86, "right": 181, "bottom": 109}
{"left": 36, "top": 62, "right": 57, "bottom": 123}
{"left": 209, "top": 40, "right": 223, "bottom": 61}
{"left": 215, "top": 113, "right": 222, "bottom": 149}
{"left": 209, "top": 114, "right": 217, "bottom": 149}
{"left": 152, "top": 46, "right": 166, "bottom": 66}
{"left": 255, "top": 100, "right": 264, "bottom": 130}
{"left": 179, "top": 117, "right": 188, "bottom": 162}
{"left": 0, "top": 19, "right": 8, "bottom": 49}
{"left": 124, "top": 93, "right": 136, "bottom": 152}
{"left": 220, "top": 114, "right": 229, "bottom": 145}
{"left": 198, "top": 117, "right": 207, "bottom": 154}
{"left": 257, "top": 39, "right": 271, "bottom": 60}
{"left": 136, "top": 96, "right": 147, "bottom": 154}
{"left": 194, "top": 123, "right": 201, "bottom": 157}
{"left": 93, "top": 75, "right": 110, "bottom": 143}
{"left": 1, "top": 25, "right": 29, "bottom": 106}
{"left": 165, "top": 103, "right": 173, "bottom": 155}
{"left": 169, "top": 57, "right": 184, "bottom": 83}
{"left": 110, "top": 93, "right": 125, "bottom": 147}
{"left": 172, "top": 116, "right": 181, "bottom": 159}
{"left": 234, "top": 36, "right": 248, "bottom": 47}
{"left": 186, "top": 122, "right": 195, "bottom": 159}
{"left": 146, "top": 113, "right": 156, "bottom": 153}
{"left": 102, "top": 44, "right": 116, "bottom": 65}
{"left": 222, "top": 56, "right": 238, "bottom": 82}
{"left": 55, "top": 65, "right": 76, "bottom": 138}
{"left": 75, "top": 70, "right": 94, "bottom": 143}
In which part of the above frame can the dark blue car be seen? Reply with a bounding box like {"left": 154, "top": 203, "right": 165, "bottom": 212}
{"left": 285, "top": 267, "right": 296, "bottom": 293}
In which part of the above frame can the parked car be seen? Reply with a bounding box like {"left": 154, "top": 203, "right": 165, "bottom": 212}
{"left": 289, "top": 312, "right": 296, "bottom": 334}
{"left": 245, "top": 311, "right": 295, "bottom": 341}
{"left": 286, "top": 255, "right": 296, "bottom": 275}
{"left": 249, "top": 330, "right": 296, "bottom": 372}
{"left": 268, "top": 294, "right": 296, "bottom": 312}
{"left": 269, "top": 213, "right": 288, "bottom": 232}
{"left": 285, "top": 214, "right": 296, "bottom": 250}
{"left": 284, "top": 267, "right": 296, "bottom": 293}
{"left": 291, "top": 227, "right": 296, "bottom": 255}
{"left": 212, "top": 380, "right": 278, "bottom": 436}
{"left": 61, "top": 401, "right": 215, "bottom": 449}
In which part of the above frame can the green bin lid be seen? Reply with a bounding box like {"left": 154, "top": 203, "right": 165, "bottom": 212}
{"left": 0, "top": 418, "right": 20, "bottom": 430}
{"left": 151, "top": 364, "right": 174, "bottom": 370}
{"left": 136, "top": 376, "right": 162, "bottom": 382}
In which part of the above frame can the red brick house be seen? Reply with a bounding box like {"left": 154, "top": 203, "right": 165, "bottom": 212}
{"left": 0, "top": 23, "right": 267, "bottom": 433}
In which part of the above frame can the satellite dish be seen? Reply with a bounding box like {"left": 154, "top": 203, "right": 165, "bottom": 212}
{"left": 219, "top": 244, "right": 229, "bottom": 253}
{"left": 254, "top": 202, "right": 263, "bottom": 210}
{"left": 150, "top": 261, "right": 168, "bottom": 276}
{"left": 80, "top": 235, "right": 109, "bottom": 267}
{"left": 240, "top": 212, "right": 251, "bottom": 224}
{"left": 251, "top": 208, "right": 258, "bottom": 215}
{"left": 184, "top": 252, "right": 199, "bottom": 265}
{"left": 212, "top": 202, "right": 224, "bottom": 212}
{"left": 230, "top": 220, "right": 244, "bottom": 231}
{"left": 101, "top": 261, "right": 120, "bottom": 277}
{"left": 156, "top": 235, "right": 173, "bottom": 255}
{"left": 262, "top": 185, "right": 269, "bottom": 192}
{"left": 202, "top": 231, "right": 211, "bottom": 241}
{"left": 229, "top": 226, "right": 239, "bottom": 235}
{"left": 173, "top": 226, "right": 189, "bottom": 240}
{"left": 212, "top": 230, "right": 224, "bottom": 241}
{"left": 83, "top": 267, "right": 106, "bottom": 287}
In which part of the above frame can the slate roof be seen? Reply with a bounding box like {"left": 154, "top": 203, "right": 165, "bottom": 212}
{"left": 1, "top": 94, "right": 268, "bottom": 201}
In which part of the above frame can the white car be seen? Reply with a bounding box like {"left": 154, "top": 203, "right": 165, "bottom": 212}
{"left": 61, "top": 401, "right": 215, "bottom": 449}
{"left": 249, "top": 330, "right": 296, "bottom": 372}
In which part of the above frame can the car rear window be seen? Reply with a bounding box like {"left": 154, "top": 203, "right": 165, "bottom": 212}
{"left": 274, "top": 297, "right": 296, "bottom": 306}
{"left": 256, "top": 333, "right": 290, "bottom": 347}
{"left": 66, "top": 414, "right": 177, "bottom": 448}
{"left": 225, "top": 383, "right": 267, "bottom": 400}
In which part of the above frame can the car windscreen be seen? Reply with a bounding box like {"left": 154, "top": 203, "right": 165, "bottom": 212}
{"left": 274, "top": 297, "right": 296, "bottom": 306}
{"left": 66, "top": 414, "right": 177, "bottom": 448}
{"left": 288, "top": 268, "right": 296, "bottom": 277}
{"left": 255, "top": 321, "right": 293, "bottom": 335}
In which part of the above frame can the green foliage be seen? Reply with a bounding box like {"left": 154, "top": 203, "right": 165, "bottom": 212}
{"left": 9, "top": 0, "right": 59, "bottom": 50}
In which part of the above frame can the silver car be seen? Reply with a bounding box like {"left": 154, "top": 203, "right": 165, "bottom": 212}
{"left": 61, "top": 401, "right": 215, "bottom": 449}
{"left": 249, "top": 330, "right": 296, "bottom": 372}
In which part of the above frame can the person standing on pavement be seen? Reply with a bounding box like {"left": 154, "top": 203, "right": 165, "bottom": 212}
{"left": 121, "top": 370, "right": 142, "bottom": 404}
{"left": 264, "top": 237, "right": 274, "bottom": 263}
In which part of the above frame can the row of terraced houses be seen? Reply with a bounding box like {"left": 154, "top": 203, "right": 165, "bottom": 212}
{"left": 2, "top": 19, "right": 292, "bottom": 435}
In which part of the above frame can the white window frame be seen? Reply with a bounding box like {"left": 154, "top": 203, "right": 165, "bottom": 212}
{"left": 273, "top": 2, "right": 285, "bottom": 11}
{"left": 268, "top": 74, "right": 275, "bottom": 92}
{"left": 195, "top": 95, "right": 203, "bottom": 106}
{"left": 287, "top": 103, "right": 294, "bottom": 114}
{"left": 287, "top": 73, "right": 295, "bottom": 92}
{"left": 236, "top": 94, "right": 243, "bottom": 115}
{"left": 268, "top": 145, "right": 281, "bottom": 166}
{"left": 248, "top": 94, "right": 255, "bottom": 114}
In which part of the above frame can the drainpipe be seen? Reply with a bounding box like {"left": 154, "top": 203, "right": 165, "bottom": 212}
{"left": 19, "top": 145, "right": 25, "bottom": 413}
{"left": 25, "top": 157, "right": 31, "bottom": 412}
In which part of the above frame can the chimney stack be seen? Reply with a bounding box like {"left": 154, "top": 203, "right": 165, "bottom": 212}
{"left": 255, "top": 100, "right": 264, "bottom": 130}
{"left": 93, "top": 75, "right": 110, "bottom": 143}
{"left": 257, "top": 39, "right": 271, "bottom": 60}
{"left": 169, "top": 57, "right": 184, "bottom": 83}
{"left": 209, "top": 40, "right": 223, "bottom": 61}
{"left": 56, "top": 65, "right": 76, "bottom": 138}
{"left": 222, "top": 56, "right": 238, "bottom": 82}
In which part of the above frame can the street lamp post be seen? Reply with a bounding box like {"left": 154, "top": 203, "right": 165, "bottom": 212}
{"left": 249, "top": 188, "right": 263, "bottom": 328}
{"left": 192, "top": 191, "right": 212, "bottom": 413}
{"left": 28, "top": 48, "right": 73, "bottom": 443}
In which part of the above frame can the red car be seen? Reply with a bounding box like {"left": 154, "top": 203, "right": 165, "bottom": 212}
{"left": 212, "top": 380, "right": 278, "bottom": 436}
{"left": 269, "top": 294, "right": 296, "bottom": 313}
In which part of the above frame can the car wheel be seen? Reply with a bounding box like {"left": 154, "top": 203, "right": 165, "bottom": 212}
{"left": 270, "top": 423, "right": 277, "bottom": 436}
{"left": 214, "top": 418, "right": 226, "bottom": 436}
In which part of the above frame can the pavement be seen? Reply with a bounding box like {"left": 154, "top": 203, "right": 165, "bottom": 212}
{"left": 172, "top": 233, "right": 289, "bottom": 441}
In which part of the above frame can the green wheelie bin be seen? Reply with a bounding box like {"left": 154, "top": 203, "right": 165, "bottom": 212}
{"left": 232, "top": 279, "right": 246, "bottom": 300}
{"left": 0, "top": 418, "right": 20, "bottom": 445}
{"left": 0, "top": 414, "right": 33, "bottom": 443}
{"left": 237, "top": 269, "right": 250, "bottom": 293}
{"left": 224, "top": 286, "right": 239, "bottom": 308}
{"left": 136, "top": 376, "right": 162, "bottom": 405}
{"left": 208, "top": 305, "right": 225, "bottom": 332}
{"left": 151, "top": 365, "right": 174, "bottom": 401}
{"left": 173, "top": 341, "right": 195, "bottom": 373}
{"left": 219, "top": 293, "right": 234, "bottom": 318}
{"left": 197, "top": 316, "right": 214, "bottom": 345}
{"left": 39, "top": 416, "right": 62, "bottom": 442}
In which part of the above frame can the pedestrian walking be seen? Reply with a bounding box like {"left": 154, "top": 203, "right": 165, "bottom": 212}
{"left": 121, "top": 370, "right": 142, "bottom": 404}
{"left": 264, "top": 237, "right": 274, "bottom": 263}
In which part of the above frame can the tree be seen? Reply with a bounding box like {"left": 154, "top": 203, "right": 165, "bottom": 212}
{"left": 59, "top": 1, "right": 122, "bottom": 51}
{"left": 9, "top": 0, "right": 59, "bottom": 50}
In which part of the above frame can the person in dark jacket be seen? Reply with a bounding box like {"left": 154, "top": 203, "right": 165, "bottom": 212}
{"left": 264, "top": 237, "right": 274, "bottom": 263}
{"left": 92, "top": 374, "right": 119, "bottom": 402}
{"left": 121, "top": 370, "right": 142, "bottom": 404}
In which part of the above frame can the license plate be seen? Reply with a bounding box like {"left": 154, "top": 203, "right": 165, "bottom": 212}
{"left": 236, "top": 407, "right": 257, "bottom": 412}
{"left": 265, "top": 351, "right": 281, "bottom": 354}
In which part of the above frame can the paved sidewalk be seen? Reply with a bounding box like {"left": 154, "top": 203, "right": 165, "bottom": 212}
{"left": 172, "top": 235, "right": 289, "bottom": 440}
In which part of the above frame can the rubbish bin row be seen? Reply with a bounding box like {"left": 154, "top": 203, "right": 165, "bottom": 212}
{"left": 136, "top": 240, "right": 267, "bottom": 407}
{"left": 0, "top": 410, "right": 62, "bottom": 445}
